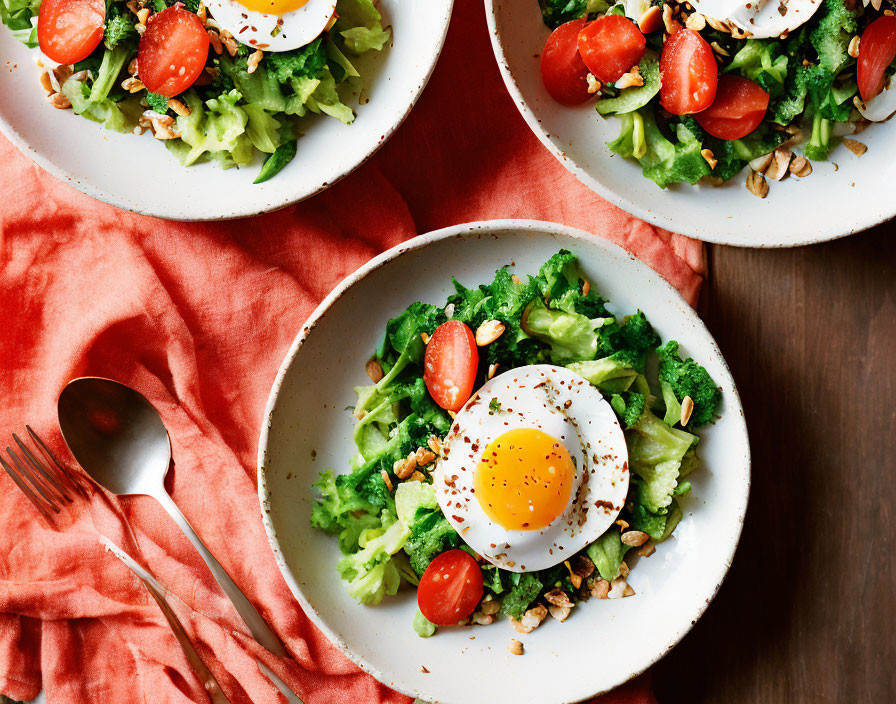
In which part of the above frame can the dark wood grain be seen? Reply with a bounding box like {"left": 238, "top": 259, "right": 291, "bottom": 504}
{"left": 653, "top": 225, "right": 896, "bottom": 702}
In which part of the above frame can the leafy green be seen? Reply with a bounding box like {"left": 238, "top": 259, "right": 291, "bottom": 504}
{"left": 61, "top": 79, "right": 129, "bottom": 132}
{"left": 523, "top": 298, "right": 598, "bottom": 363}
{"left": 656, "top": 341, "right": 721, "bottom": 428}
{"left": 337, "top": 509, "right": 408, "bottom": 605}
{"left": 597, "top": 57, "right": 660, "bottom": 115}
{"left": 708, "top": 128, "right": 784, "bottom": 182}
{"left": 725, "top": 40, "right": 788, "bottom": 97}
{"left": 586, "top": 529, "right": 631, "bottom": 580}
{"left": 170, "top": 90, "right": 253, "bottom": 167}
{"left": 413, "top": 610, "right": 437, "bottom": 637}
{"left": 626, "top": 410, "right": 698, "bottom": 512}
{"left": 255, "top": 139, "right": 297, "bottom": 184}
{"left": 538, "top": 0, "right": 586, "bottom": 28}
{"left": 266, "top": 38, "right": 328, "bottom": 83}
{"left": 660, "top": 381, "right": 682, "bottom": 427}
{"left": 501, "top": 573, "right": 543, "bottom": 619}
{"left": 1, "top": 0, "right": 39, "bottom": 46}
{"left": 608, "top": 107, "right": 711, "bottom": 188}
{"left": 610, "top": 391, "right": 646, "bottom": 428}
{"left": 404, "top": 507, "right": 461, "bottom": 575}
{"left": 334, "top": 0, "right": 391, "bottom": 54}
{"left": 567, "top": 350, "right": 644, "bottom": 393}
{"left": 628, "top": 498, "right": 682, "bottom": 541}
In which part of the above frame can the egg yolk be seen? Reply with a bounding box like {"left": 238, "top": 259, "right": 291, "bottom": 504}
{"left": 474, "top": 428, "right": 575, "bottom": 531}
{"left": 236, "top": 0, "right": 308, "bottom": 15}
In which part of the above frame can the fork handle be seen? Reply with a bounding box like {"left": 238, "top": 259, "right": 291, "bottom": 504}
{"left": 154, "top": 489, "right": 287, "bottom": 657}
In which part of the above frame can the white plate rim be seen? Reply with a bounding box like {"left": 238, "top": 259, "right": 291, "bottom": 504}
{"left": 256, "top": 218, "right": 752, "bottom": 701}
{"left": 0, "top": 0, "right": 454, "bottom": 222}
{"left": 483, "top": 0, "right": 891, "bottom": 248}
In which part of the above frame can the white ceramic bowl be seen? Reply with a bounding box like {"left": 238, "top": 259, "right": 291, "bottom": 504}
{"left": 485, "top": 1, "right": 893, "bottom": 247}
{"left": 257, "top": 219, "right": 751, "bottom": 704}
{"left": 0, "top": 0, "right": 452, "bottom": 220}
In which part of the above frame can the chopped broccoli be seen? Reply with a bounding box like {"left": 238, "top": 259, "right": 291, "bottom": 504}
{"left": 656, "top": 341, "right": 721, "bottom": 428}
{"left": 538, "top": 0, "right": 586, "bottom": 28}
{"left": 336, "top": 509, "right": 408, "bottom": 605}
{"left": 611, "top": 391, "right": 646, "bottom": 428}
{"left": 266, "top": 38, "right": 328, "bottom": 83}
{"left": 103, "top": 13, "right": 137, "bottom": 49}
{"left": 145, "top": 92, "right": 170, "bottom": 114}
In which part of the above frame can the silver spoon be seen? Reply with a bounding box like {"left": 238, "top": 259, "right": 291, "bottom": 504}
{"left": 58, "top": 377, "right": 303, "bottom": 701}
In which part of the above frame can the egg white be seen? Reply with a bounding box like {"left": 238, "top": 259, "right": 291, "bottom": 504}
{"left": 690, "top": 0, "right": 822, "bottom": 38}
{"left": 433, "top": 365, "right": 629, "bottom": 573}
{"left": 205, "top": 0, "right": 335, "bottom": 52}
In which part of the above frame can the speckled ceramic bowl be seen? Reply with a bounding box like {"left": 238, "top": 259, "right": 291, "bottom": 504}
{"left": 257, "top": 219, "right": 751, "bottom": 704}
{"left": 0, "top": 0, "right": 452, "bottom": 220}
{"left": 485, "top": 0, "right": 893, "bottom": 247}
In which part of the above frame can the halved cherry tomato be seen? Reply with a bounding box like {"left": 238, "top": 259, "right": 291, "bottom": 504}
{"left": 659, "top": 28, "right": 718, "bottom": 115}
{"left": 541, "top": 19, "right": 592, "bottom": 105}
{"left": 37, "top": 0, "right": 105, "bottom": 65}
{"left": 858, "top": 15, "right": 896, "bottom": 102}
{"left": 695, "top": 75, "right": 769, "bottom": 140}
{"left": 423, "top": 320, "right": 478, "bottom": 412}
{"left": 577, "top": 15, "right": 646, "bottom": 84}
{"left": 138, "top": 5, "right": 209, "bottom": 97}
{"left": 417, "top": 549, "right": 484, "bottom": 626}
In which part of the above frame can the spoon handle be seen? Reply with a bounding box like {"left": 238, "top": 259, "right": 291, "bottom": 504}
{"left": 154, "top": 489, "right": 287, "bottom": 657}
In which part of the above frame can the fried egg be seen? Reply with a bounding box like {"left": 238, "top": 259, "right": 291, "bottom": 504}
{"left": 433, "top": 365, "right": 629, "bottom": 573}
{"left": 205, "top": 0, "right": 335, "bottom": 52}
{"left": 689, "top": 0, "right": 822, "bottom": 39}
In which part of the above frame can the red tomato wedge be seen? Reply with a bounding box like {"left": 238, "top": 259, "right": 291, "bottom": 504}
{"left": 417, "top": 550, "right": 484, "bottom": 626}
{"left": 577, "top": 15, "right": 646, "bottom": 84}
{"left": 38, "top": 0, "right": 105, "bottom": 66}
{"left": 540, "top": 19, "right": 592, "bottom": 105}
{"left": 423, "top": 320, "right": 478, "bottom": 412}
{"left": 659, "top": 28, "right": 718, "bottom": 115}
{"left": 138, "top": 5, "right": 209, "bottom": 97}
{"left": 695, "top": 75, "right": 770, "bottom": 140}
{"left": 858, "top": 15, "right": 896, "bottom": 102}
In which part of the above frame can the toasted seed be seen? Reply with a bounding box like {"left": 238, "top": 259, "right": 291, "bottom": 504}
{"left": 592, "top": 579, "right": 610, "bottom": 599}
{"left": 848, "top": 35, "right": 860, "bottom": 59}
{"left": 789, "top": 156, "right": 812, "bottom": 177}
{"left": 544, "top": 589, "right": 574, "bottom": 608}
{"left": 843, "top": 138, "right": 867, "bottom": 156}
{"left": 487, "top": 363, "right": 499, "bottom": 380}
{"left": 475, "top": 320, "right": 505, "bottom": 346}
{"left": 366, "top": 358, "right": 384, "bottom": 383}
{"left": 765, "top": 147, "right": 792, "bottom": 181}
{"left": 710, "top": 41, "right": 730, "bottom": 57}
{"left": 472, "top": 612, "right": 494, "bottom": 625}
{"left": 48, "top": 92, "right": 71, "bottom": 109}
{"left": 420, "top": 332, "right": 431, "bottom": 344}
{"left": 508, "top": 639, "right": 524, "bottom": 655}
{"left": 619, "top": 560, "right": 630, "bottom": 578}
{"left": 749, "top": 152, "right": 774, "bottom": 173}
{"left": 247, "top": 49, "right": 263, "bottom": 75}
{"left": 621, "top": 530, "right": 650, "bottom": 547}
{"left": 680, "top": 396, "right": 694, "bottom": 426}
{"left": 637, "top": 541, "right": 656, "bottom": 558}
{"left": 39, "top": 70, "right": 53, "bottom": 94}
{"left": 548, "top": 604, "right": 572, "bottom": 622}
{"left": 167, "top": 98, "right": 191, "bottom": 117}
{"left": 685, "top": 11, "right": 706, "bottom": 30}
{"left": 380, "top": 469, "right": 393, "bottom": 492}
{"left": 639, "top": 5, "right": 663, "bottom": 33}
{"left": 608, "top": 577, "right": 629, "bottom": 599}
{"left": 701, "top": 148, "right": 718, "bottom": 170}
{"left": 746, "top": 169, "right": 769, "bottom": 198}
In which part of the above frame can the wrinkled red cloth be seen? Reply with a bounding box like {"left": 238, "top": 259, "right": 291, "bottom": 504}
{"left": 0, "top": 1, "right": 703, "bottom": 702}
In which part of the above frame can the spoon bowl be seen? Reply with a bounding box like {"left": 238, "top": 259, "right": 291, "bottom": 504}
{"left": 58, "top": 378, "right": 171, "bottom": 497}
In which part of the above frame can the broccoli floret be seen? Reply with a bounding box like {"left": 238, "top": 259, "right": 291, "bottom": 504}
{"left": 656, "top": 341, "right": 721, "bottom": 427}
{"left": 145, "top": 91, "right": 170, "bottom": 114}
{"left": 266, "top": 38, "right": 328, "bottom": 83}
{"left": 103, "top": 13, "right": 137, "bottom": 49}
{"left": 618, "top": 311, "right": 660, "bottom": 353}
{"left": 804, "top": 111, "right": 833, "bottom": 160}
{"left": 404, "top": 510, "right": 460, "bottom": 575}
{"left": 336, "top": 510, "right": 408, "bottom": 605}
{"left": 610, "top": 392, "right": 646, "bottom": 428}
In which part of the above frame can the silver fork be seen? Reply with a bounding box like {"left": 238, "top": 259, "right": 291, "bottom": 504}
{"left": 2, "top": 426, "right": 232, "bottom": 704}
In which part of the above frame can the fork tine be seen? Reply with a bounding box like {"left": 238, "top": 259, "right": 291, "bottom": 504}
{"left": 7, "top": 447, "right": 64, "bottom": 512}
{"left": 13, "top": 433, "right": 71, "bottom": 505}
{"left": 0, "top": 453, "right": 57, "bottom": 521}
{"left": 26, "top": 425, "right": 91, "bottom": 499}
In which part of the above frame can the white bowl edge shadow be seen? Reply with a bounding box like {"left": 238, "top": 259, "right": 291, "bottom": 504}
{"left": 0, "top": 0, "right": 453, "bottom": 221}
{"left": 257, "top": 219, "right": 751, "bottom": 704}
{"left": 484, "top": 0, "right": 894, "bottom": 248}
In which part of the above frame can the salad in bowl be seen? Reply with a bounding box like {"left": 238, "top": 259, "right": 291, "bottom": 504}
{"left": 1, "top": 0, "right": 389, "bottom": 182}
{"left": 309, "top": 249, "right": 722, "bottom": 640}
{"left": 536, "top": 0, "right": 893, "bottom": 195}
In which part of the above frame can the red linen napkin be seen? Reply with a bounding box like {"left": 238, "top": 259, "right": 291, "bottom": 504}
{"left": 0, "top": 1, "right": 704, "bottom": 702}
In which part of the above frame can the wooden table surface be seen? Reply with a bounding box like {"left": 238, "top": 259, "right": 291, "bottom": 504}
{"left": 653, "top": 226, "right": 896, "bottom": 702}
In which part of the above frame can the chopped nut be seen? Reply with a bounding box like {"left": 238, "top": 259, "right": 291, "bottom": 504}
{"left": 447, "top": 410, "right": 457, "bottom": 420}
{"left": 380, "top": 469, "right": 393, "bottom": 492}
{"left": 614, "top": 518, "right": 629, "bottom": 530}
{"left": 508, "top": 639, "right": 524, "bottom": 655}
{"left": 420, "top": 665, "right": 429, "bottom": 673}
{"left": 197, "top": 2, "right": 206, "bottom": 21}
{"left": 544, "top": 589, "right": 574, "bottom": 608}
{"left": 127, "top": 57, "right": 139, "bottom": 75}
{"left": 710, "top": 41, "right": 730, "bottom": 57}
{"left": 414, "top": 447, "right": 437, "bottom": 466}
{"left": 843, "top": 138, "right": 867, "bottom": 156}
{"left": 487, "top": 363, "right": 499, "bottom": 380}
{"left": 621, "top": 530, "right": 650, "bottom": 547}
{"left": 639, "top": 5, "right": 663, "bottom": 33}
{"left": 789, "top": 156, "right": 812, "bottom": 177}
{"left": 637, "top": 541, "right": 656, "bottom": 558}
{"left": 47, "top": 92, "right": 71, "bottom": 109}
{"left": 619, "top": 561, "right": 630, "bottom": 578}
{"left": 365, "top": 358, "right": 383, "bottom": 383}
{"left": 427, "top": 435, "right": 442, "bottom": 455}
{"left": 623, "top": 584, "right": 636, "bottom": 597}
{"left": 247, "top": 49, "right": 264, "bottom": 75}
{"left": 393, "top": 454, "right": 416, "bottom": 480}
{"left": 138, "top": 111, "right": 180, "bottom": 140}
{"left": 121, "top": 76, "right": 145, "bottom": 93}
{"left": 480, "top": 597, "right": 501, "bottom": 616}
{"left": 705, "top": 15, "right": 731, "bottom": 32}
{"left": 512, "top": 604, "right": 548, "bottom": 634}
{"left": 581, "top": 280, "right": 591, "bottom": 297}
{"left": 548, "top": 604, "right": 572, "bottom": 622}
{"left": 475, "top": 320, "right": 505, "bottom": 346}
{"left": 586, "top": 73, "right": 602, "bottom": 95}
{"left": 568, "top": 555, "right": 595, "bottom": 587}
{"left": 409, "top": 470, "right": 426, "bottom": 482}
{"left": 749, "top": 152, "right": 774, "bottom": 173}
{"left": 39, "top": 70, "right": 53, "bottom": 94}
{"left": 848, "top": 35, "right": 860, "bottom": 59}
{"left": 764, "top": 147, "right": 792, "bottom": 181}
{"left": 872, "top": 0, "right": 882, "bottom": 11}
{"left": 208, "top": 29, "right": 223, "bottom": 54}
{"left": 608, "top": 577, "right": 629, "bottom": 599}
{"left": 420, "top": 332, "right": 430, "bottom": 344}
{"left": 220, "top": 31, "right": 239, "bottom": 56}
{"left": 591, "top": 579, "right": 610, "bottom": 599}
{"left": 685, "top": 12, "right": 706, "bottom": 30}
{"left": 746, "top": 169, "right": 769, "bottom": 198}
{"left": 472, "top": 612, "right": 494, "bottom": 625}
{"left": 680, "top": 395, "right": 694, "bottom": 426}
{"left": 615, "top": 66, "right": 644, "bottom": 90}
{"left": 136, "top": 7, "right": 150, "bottom": 24}
{"left": 701, "top": 148, "right": 717, "bottom": 170}
{"left": 662, "top": 4, "right": 682, "bottom": 34}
